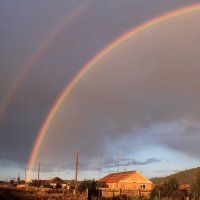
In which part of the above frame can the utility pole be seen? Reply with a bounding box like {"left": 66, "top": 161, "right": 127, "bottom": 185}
{"left": 17, "top": 173, "right": 20, "bottom": 184}
{"left": 99, "top": 159, "right": 101, "bottom": 180}
{"left": 24, "top": 168, "right": 27, "bottom": 187}
{"left": 117, "top": 154, "right": 119, "bottom": 172}
{"left": 37, "top": 163, "right": 40, "bottom": 189}
{"left": 75, "top": 148, "right": 79, "bottom": 195}
{"left": 98, "top": 159, "right": 102, "bottom": 200}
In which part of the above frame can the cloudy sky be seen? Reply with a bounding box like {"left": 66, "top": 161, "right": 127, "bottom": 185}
{"left": 1, "top": 0, "right": 200, "bottom": 181}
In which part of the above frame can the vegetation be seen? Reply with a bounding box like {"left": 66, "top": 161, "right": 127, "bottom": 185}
{"left": 151, "top": 167, "right": 200, "bottom": 185}
{"left": 150, "top": 178, "right": 179, "bottom": 200}
{"left": 78, "top": 179, "right": 108, "bottom": 191}
{"left": 78, "top": 179, "right": 98, "bottom": 191}
{"left": 151, "top": 173, "right": 200, "bottom": 200}
{"left": 78, "top": 179, "right": 109, "bottom": 199}
{"left": 191, "top": 172, "right": 200, "bottom": 199}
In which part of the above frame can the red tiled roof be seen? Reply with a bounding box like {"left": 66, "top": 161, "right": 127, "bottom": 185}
{"left": 100, "top": 171, "right": 135, "bottom": 183}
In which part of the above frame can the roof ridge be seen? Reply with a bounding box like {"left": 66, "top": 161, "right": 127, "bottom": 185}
{"left": 120, "top": 171, "right": 136, "bottom": 181}
{"left": 109, "top": 170, "right": 136, "bottom": 175}
{"left": 100, "top": 170, "right": 136, "bottom": 183}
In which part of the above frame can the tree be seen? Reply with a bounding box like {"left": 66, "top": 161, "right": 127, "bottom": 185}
{"left": 150, "top": 178, "right": 179, "bottom": 200}
{"left": 78, "top": 179, "right": 100, "bottom": 200}
{"left": 179, "top": 187, "right": 189, "bottom": 200}
{"left": 78, "top": 179, "right": 98, "bottom": 191}
{"left": 191, "top": 172, "right": 200, "bottom": 198}
{"left": 150, "top": 185, "right": 161, "bottom": 200}
{"left": 164, "top": 177, "right": 179, "bottom": 199}
{"left": 97, "top": 181, "right": 108, "bottom": 188}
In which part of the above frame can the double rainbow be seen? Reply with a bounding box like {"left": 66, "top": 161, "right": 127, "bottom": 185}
{"left": 27, "top": 3, "right": 200, "bottom": 180}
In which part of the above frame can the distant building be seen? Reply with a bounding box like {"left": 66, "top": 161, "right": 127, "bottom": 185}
{"left": 100, "top": 170, "right": 153, "bottom": 190}
{"left": 16, "top": 180, "right": 26, "bottom": 188}
{"left": 49, "top": 177, "right": 67, "bottom": 188}
{"left": 180, "top": 184, "right": 190, "bottom": 190}
{"left": 0, "top": 181, "right": 5, "bottom": 185}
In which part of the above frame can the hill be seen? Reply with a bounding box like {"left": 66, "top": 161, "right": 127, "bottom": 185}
{"left": 151, "top": 167, "right": 200, "bottom": 185}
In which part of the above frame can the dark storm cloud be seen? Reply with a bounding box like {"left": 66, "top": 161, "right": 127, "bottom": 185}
{"left": 1, "top": 0, "right": 200, "bottom": 178}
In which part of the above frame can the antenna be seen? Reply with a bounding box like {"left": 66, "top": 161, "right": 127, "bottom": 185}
{"left": 99, "top": 159, "right": 101, "bottom": 180}
{"left": 75, "top": 147, "right": 79, "bottom": 194}
{"left": 117, "top": 153, "right": 120, "bottom": 172}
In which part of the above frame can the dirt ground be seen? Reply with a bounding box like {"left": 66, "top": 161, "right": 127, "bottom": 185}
{"left": 0, "top": 187, "right": 41, "bottom": 200}
{"left": 0, "top": 186, "right": 88, "bottom": 200}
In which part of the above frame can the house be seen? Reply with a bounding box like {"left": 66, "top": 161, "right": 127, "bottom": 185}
{"left": 180, "top": 184, "right": 190, "bottom": 190}
{"left": 0, "top": 181, "right": 5, "bottom": 185}
{"left": 49, "top": 177, "right": 67, "bottom": 188}
{"left": 100, "top": 170, "right": 153, "bottom": 190}
{"left": 29, "top": 179, "right": 49, "bottom": 187}
{"left": 16, "top": 180, "right": 26, "bottom": 188}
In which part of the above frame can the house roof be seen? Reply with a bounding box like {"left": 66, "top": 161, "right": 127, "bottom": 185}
{"left": 39, "top": 180, "right": 49, "bottom": 184}
{"left": 49, "top": 177, "right": 65, "bottom": 184}
{"left": 100, "top": 171, "right": 136, "bottom": 183}
{"left": 17, "top": 180, "right": 26, "bottom": 184}
{"left": 180, "top": 184, "right": 190, "bottom": 190}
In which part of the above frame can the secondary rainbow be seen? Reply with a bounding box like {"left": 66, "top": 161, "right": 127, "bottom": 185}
{"left": 27, "top": 3, "right": 200, "bottom": 180}
{"left": 0, "top": 0, "right": 94, "bottom": 125}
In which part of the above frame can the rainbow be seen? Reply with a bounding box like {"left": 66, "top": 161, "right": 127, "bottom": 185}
{"left": 0, "top": 0, "right": 94, "bottom": 125}
{"left": 27, "top": 3, "right": 200, "bottom": 180}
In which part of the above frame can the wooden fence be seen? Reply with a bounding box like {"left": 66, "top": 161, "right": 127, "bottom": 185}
{"left": 100, "top": 188, "right": 151, "bottom": 198}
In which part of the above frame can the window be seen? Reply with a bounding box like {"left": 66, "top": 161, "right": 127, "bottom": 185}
{"left": 112, "top": 183, "right": 116, "bottom": 188}
{"left": 140, "top": 184, "right": 145, "bottom": 189}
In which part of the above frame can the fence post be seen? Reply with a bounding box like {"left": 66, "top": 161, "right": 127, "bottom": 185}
{"left": 98, "top": 188, "right": 101, "bottom": 200}
{"left": 86, "top": 188, "right": 89, "bottom": 200}
{"left": 139, "top": 189, "right": 141, "bottom": 198}
{"left": 158, "top": 189, "right": 161, "bottom": 200}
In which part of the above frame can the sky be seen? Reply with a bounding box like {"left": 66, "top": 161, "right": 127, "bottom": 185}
{"left": 1, "top": 0, "right": 200, "bottom": 181}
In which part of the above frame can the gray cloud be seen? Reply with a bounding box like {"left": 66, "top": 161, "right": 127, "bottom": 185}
{"left": 35, "top": 12, "right": 200, "bottom": 174}
{"left": 101, "top": 158, "right": 162, "bottom": 169}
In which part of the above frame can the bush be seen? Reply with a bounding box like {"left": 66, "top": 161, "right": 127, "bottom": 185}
{"left": 150, "top": 178, "right": 179, "bottom": 200}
